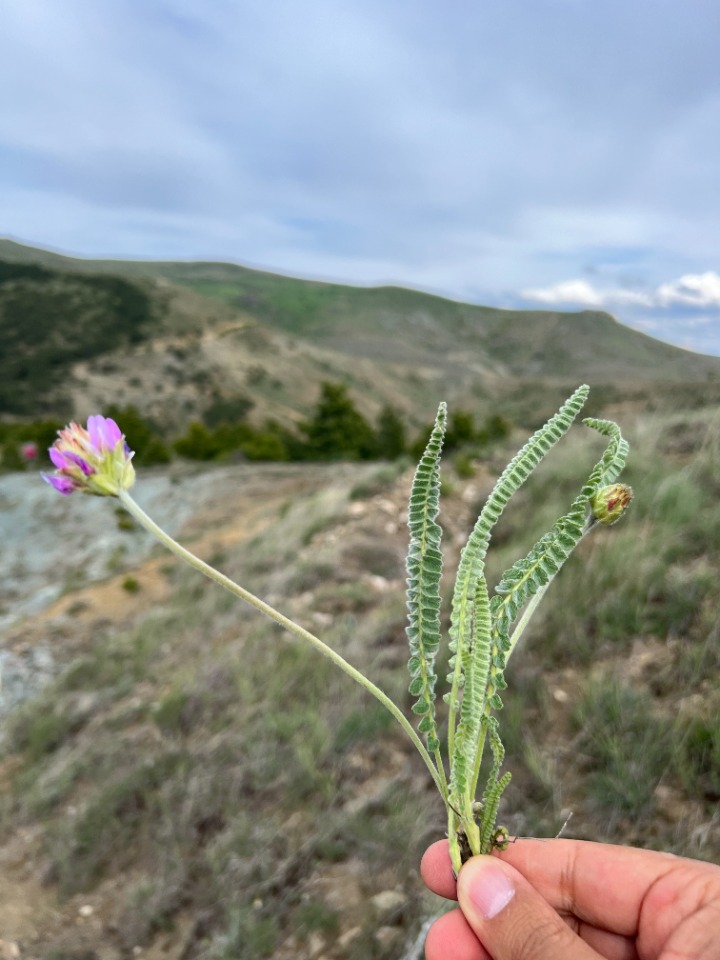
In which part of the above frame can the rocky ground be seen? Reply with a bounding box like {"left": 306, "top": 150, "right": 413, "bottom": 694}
{"left": 2, "top": 415, "right": 718, "bottom": 957}
{"left": 0, "top": 458, "right": 465, "bottom": 958}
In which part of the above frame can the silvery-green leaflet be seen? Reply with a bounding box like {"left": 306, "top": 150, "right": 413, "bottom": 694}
{"left": 405, "top": 384, "right": 631, "bottom": 874}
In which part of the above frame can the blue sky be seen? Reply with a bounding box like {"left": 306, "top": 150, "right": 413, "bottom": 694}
{"left": 2, "top": 0, "right": 720, "bottom": 354}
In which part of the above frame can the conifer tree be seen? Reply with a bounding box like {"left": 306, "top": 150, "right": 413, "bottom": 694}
{"left": 302, "top": 382, "right": 377, "bottom": 460}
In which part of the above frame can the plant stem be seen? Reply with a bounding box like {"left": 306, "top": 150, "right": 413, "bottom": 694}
{"left": 505, "top": 524, "right": 593, "bottom": 663}
{"left": 505, "top": 582, "right": 550, "bottom": 662}
{"left": 464, "top": 582, "right": 554, "bottom": 805}
{"left": 117, "top": 489, "right": 448, "bottom": 801}
{"left": 433, "top": 747, "right": 449, "bottom": 795}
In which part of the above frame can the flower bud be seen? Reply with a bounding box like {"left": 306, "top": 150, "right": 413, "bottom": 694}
{"left": 591, "top": 483, "right": 633, "bottom": 525}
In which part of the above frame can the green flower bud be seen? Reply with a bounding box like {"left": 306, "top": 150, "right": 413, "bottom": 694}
{"left": 591, "top": 483, "right": 633, "bottom": 525}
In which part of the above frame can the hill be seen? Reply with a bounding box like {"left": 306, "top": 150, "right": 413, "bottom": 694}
{"left": 105, "top": 259, "right": 717, "bottom": 384}
{"left": 2, "top": 240, "right": 720, "bottom": 432}
{"left": 0, "top": 244, "right": 460, "bottom": 430}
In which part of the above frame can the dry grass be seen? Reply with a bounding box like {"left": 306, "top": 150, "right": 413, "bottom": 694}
{"left": 2, "top": 403, "right": 720, "bottom": 955}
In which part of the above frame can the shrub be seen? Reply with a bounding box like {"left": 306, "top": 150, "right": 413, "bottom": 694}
{"left": 301, "top": 382, "right": 377, "bottom": 460}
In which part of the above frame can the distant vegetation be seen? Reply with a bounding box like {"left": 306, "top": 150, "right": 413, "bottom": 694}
{"left": 104, "top": 404, "right": 171, "bottom": 465}
{"left": 0, "top": 259, "right": 155, "bottom": 416}
{"left": 0, "top": 417, "right": 63, "bottom": 471}
{"left": 166, "top": 382, "right": 511, "bottom": 466}
{"left": 4, "top": 381, "right": 512, "bottom": 474}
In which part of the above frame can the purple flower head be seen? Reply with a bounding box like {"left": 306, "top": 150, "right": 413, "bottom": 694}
{"left": 45, "top": 474, "right": 78, "bottom": 496}
{"left": 87, "top": 414, "right": 124, "bottom": 452}
{"left": 42, "top": 416, "right": 136, "bottom": 497}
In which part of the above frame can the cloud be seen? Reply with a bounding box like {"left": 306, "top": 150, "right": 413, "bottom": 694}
{"left": 523, "top": 274, "right": 720, "bottom": 311}
{"left": 656, "top": 272, "right": 720, "bottom": 307}
{"left": 521, "top": 280, "right": 603, "bottom": 307}
{"left": 521, "top": 280, "right": 654, "bottom": 308}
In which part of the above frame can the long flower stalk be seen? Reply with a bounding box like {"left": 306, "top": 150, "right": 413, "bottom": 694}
{"left": 117, "top": 488, "right": 448, "bottom": 800}
{"left": 42, "top": 414, "right": 448, "bottom": 800}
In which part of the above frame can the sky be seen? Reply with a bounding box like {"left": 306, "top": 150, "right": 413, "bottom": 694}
{"left": 2, "top": 0, "right": 720, "bottom": 354}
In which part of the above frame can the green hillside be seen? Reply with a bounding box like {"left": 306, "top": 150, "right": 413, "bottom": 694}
{"left": 0, "top": 259, "right": 157, "bottom": 415}
{"left": 3, "top": 239, "right": 720, "bottom": 452}
{"left": 2, "top": 238, "right": 719, "bottom": 387}
{"left": 130, "top": 265, "right": 712, "bottom": 384}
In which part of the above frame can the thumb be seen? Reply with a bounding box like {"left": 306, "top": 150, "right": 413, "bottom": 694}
{"left": 457, "top": 856, "right": 600, "bottom": 960}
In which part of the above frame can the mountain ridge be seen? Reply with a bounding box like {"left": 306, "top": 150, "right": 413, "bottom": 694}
{"left": 1, "top": 238, "right": 719, "bottom": 428}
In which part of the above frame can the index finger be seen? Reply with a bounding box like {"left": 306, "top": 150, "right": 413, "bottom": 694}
{"left": 422, "top": 837, "right": 718, "bottom": 937}
{"left": 502, "top": 838, "right": 695, "bottom": 936}
{"left": 421, "top": 839, "right": 459, "bottom": 899}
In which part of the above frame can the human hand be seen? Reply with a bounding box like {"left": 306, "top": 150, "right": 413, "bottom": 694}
{"left": 421, "top": 837, "right": 720, "bottom": 960}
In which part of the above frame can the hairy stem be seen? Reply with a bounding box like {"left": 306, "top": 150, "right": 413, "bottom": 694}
{"left": 505, "top": 522, "right": 593, "bottom": 663}
{"left": 505, "top": 582, "right": 550, "bottom": 661}
{"left": 118, "top": 489, "right": 448, "bottom": 801}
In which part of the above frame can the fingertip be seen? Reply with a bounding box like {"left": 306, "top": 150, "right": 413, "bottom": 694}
{"left": 457, "top": 856, "right": 517, "bottom": 921}
{"left": 421, "top": 839, "right": 458, "bottom": 900}
{"left": 425, "top": 908, "right": 491, "bottom": 960}
{"left": 457, "top": 855, "right": 587, "bottom": 960}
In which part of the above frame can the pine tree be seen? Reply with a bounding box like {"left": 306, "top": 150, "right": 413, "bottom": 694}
{"left": 302, "top": 382, "right": 377, "bottom": 460}
{"left": 375, "top": 405, "right": 406, "bottom": 459}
